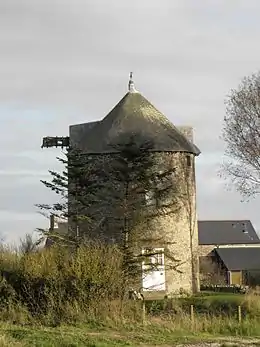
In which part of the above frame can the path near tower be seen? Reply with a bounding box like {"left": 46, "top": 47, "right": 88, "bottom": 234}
{"left": 146, "top": 340, "right": 260, "bottom": 347}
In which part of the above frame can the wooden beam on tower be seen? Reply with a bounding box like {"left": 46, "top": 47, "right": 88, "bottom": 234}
{"left": 41, "top": 136, "right": 70, "bottom": 149}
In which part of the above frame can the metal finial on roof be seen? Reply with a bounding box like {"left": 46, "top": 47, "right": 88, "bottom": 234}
{"left": 128, "top": 72, "right": 137, "bottom": 93}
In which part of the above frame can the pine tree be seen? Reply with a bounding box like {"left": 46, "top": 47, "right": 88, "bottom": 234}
{"left": 36, "top": 148, "right": 107, "bottom": 245}
{"left": 38, "top": 133, "right": 181, "bottom": 291}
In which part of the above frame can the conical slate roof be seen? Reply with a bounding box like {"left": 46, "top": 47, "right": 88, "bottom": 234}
{"left": 81, "top": 86, "right": 200, "bottom": 155}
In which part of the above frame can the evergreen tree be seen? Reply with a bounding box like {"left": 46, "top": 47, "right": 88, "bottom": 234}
{"left": 38, "top": 133, "right": 181, "bottom": 290}
{"left": 36, "top": 148, "right": 106, "bottom": 245}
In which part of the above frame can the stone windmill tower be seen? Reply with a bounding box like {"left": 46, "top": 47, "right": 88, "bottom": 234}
{"left": 42, "top": 73, "right": 201, "bottom": 296}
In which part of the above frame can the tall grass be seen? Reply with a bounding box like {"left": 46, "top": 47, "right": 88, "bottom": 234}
{"left": 1, "top": 242, "right": 260, "bottom": 337}
{"left": 0, "top": 334, "right": 25, "bottom": 347}
{"left": 0, "top": 242, "right": 132, "bottom": 326}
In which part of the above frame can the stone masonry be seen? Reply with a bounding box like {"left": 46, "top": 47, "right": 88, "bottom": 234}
{"left": 68, "top": 75, "right": 201, "bottom": 296}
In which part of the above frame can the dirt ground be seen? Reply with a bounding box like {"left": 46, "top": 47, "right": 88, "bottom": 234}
{"left": 143, "top": 339, "right": 260, "bottom": 347}
{"left": 175, "top": 339, "right": 260, "bottom": 347}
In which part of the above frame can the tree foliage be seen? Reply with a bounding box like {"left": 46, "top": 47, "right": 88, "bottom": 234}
{"left": 102, "top": 135, "right": 181, "bottom": 285}
{"left": 37, "top": 149, "right": 103, "bottom": 222}
{"left": 222, "top": 72, "right": 260, "bottom": 198}
{"left": 38, "top": 134, "right": 182, "bottom": 291}
{"left": 36, "top": 148, "right": 107, "bottom": 245}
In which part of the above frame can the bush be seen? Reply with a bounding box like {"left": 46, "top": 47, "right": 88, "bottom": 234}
{"left": 0, "top": 242, "right": 134, "bottom": 325}
{"left": 145, "top": 294, "right": 245, "bottom": 317}
{"left": 201, "top": 284, "right": 248, "bottom": 294}
{"left": 146, "top": 291, "right": 260, "bottom": 320}
{"left": 2, "top": 241, "right": 260, "bottom": 330}
{"left": 180, "top": 295, "right": 243, "bottom": 316}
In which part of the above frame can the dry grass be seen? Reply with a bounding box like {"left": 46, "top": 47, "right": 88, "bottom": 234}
{"left": 1, "top": 243, "right": 260, "bottom": 343}
{"left": 0, "top": 242, "right": 140, "bottom": 327}
{"left": 0, "top": 334, "right": 25, "bottom": 347}
{"left": 1, "top": 321, "right": 260, "bottom": 347}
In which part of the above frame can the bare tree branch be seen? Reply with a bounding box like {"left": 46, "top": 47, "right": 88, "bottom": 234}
{"left": 221, "top": 72, "right": 260, "bottom": 198}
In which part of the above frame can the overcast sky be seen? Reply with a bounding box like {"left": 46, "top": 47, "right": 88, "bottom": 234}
{"left": 0, "top": 0, "right": 259, "bottom": 244}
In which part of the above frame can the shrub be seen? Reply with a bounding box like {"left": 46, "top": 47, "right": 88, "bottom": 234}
{"left": 145, "top": 294, "right": 245, "bottom": 317}
{"left": 0, "top": 242, "right": 131, "bottom": 325}
{"left": 201, "top": 284, "right": 248, "bottom": 294}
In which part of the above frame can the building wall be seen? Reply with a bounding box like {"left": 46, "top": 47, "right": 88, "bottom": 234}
{"left": 69, "top": 124, "right": 199, "bottom": 295}
{"left": 198, "top": 245, "right": 216, "bottom": 257}
{"left": 152, "top": 152, "right": 199, "bottom": 295}
{"left": 113, "top": 150, "right": 199, "bottom": 296}
{"left": 198, "top": 244, "right": 260, "bottom": 258}
{"left": 198, "top": 245, "right": 248, "bottom": 286}
{"left": 198, "top": 244, "right": 260, "bottom": 286}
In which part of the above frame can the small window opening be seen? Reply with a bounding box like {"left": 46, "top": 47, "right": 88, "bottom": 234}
{"left": 186, "top": 155, "right": 191, "bottom": 167}
{"left": 154, "top": 251, "right": 164, "bottom": 266}
{"left": 142, "top": 248, "right": 164, "bottom": 267}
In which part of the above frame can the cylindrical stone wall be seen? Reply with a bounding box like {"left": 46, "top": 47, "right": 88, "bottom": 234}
{"left": 68, "top": 149, "right": 199, "bottom": 296}
{"left": 139, "top": 152, "right": 199, "bottom": 295}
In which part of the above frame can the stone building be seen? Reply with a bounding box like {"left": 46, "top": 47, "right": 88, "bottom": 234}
{"left": 198, "top": 220, "right": 260, "bottom": 286}
{"left": 65, "top": 74, "right": 201, "bottom": 297}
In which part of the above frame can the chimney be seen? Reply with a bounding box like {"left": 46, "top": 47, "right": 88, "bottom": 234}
{"left": 49, "top": 214, "right": 55, "bottom": 231}
{"left": 177, "top": 126, "right": 194, "bottom": 143}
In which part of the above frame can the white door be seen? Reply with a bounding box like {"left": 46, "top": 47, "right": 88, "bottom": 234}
{"left": 142, "top": 247, "right": 166, "bottom": 291}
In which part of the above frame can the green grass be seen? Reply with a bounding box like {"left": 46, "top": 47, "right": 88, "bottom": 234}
{"left": 1, "top": 242, "right": 260, "bottom": 346}
{"left": 198, "top": 291, "right": 245, "bottom": 298}
{"left": 1, "top": 321, "right": 260, "bottom": 347}
{"left": 0, "top": 324, "right": 132, "bottom": 347}
{"left": 145, "top": 295, "right": 243, "bottom": 317}
{"left": 2, "top": 291, "right": 260, "bottom": 346}
{"left": 0, "top": 324, "right": 193, "bottom": 347}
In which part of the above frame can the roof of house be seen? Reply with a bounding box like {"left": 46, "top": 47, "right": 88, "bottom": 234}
{"left": 216, "top": 247, "right": 260, "bottom": 271}
{"left": 75, "top": 88, "right": 200, "bottom": 155}
{"left": 198, "top": 220, "right": 260, "bottom": 245}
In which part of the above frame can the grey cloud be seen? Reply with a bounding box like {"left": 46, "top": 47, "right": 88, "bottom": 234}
{"left": 0, "top": 150, "right": 64, "bottom": 172}
{"left": 0, "top": 211, "right": 48, "bottom": 245}
{"left": 0, "top": 182, "right": 47, "bottom": 213}
{"left": 196, "top": 161, "right": 260, "bottom": 234}
{"left": 0, "top": 0, "right": 260, "bottom": 242}
{"left": 1, "top": 0, "right": 259, "bottom": 107}
{"left": 197, "top": 184, "right": 260, "bottom": 234}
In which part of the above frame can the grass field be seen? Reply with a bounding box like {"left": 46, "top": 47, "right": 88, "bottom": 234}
{"left": 2, "top": 292, "right": 260, "bottom": 346}
{"left": 1, "top": 245, "right": 260, "bottom": 346}
{"left": 2, "top": 295, "right": 260, "bottom": 346}
{"left": 1, "top": 322, "right": 260, "bottom": 347}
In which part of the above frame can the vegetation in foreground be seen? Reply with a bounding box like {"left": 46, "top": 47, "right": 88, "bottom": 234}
{"left": 1, "top": 319, "right": 260, "bottom": 346}
{"left": 1, "top": 244, "right": 260, "bottom": 346}
{"left": 222, "top": 71, "right": 260, "bottom": 199}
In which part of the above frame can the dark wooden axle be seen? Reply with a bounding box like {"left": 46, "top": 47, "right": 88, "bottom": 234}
{"left": 41, "top": 136, "right": 70, "bottom": 149}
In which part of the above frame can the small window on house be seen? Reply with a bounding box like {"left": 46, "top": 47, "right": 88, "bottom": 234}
{"left": 154, "top": 251, "right": 164, "bottom": 266}
{"left": 142, "top": 248, "right": 164, "bottom": 267}
{"left": 186, "top": 155, "right": 191, "bottom": 167}
{"left": 143, "top": 248, "right": 153, "bottom": 266}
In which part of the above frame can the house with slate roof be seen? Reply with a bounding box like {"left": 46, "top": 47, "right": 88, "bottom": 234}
{"left": 198, "top": 220, "right": 260, "bottom": 285}
{"left": 66, "top": 73, "right": 201, "bottom": 297}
